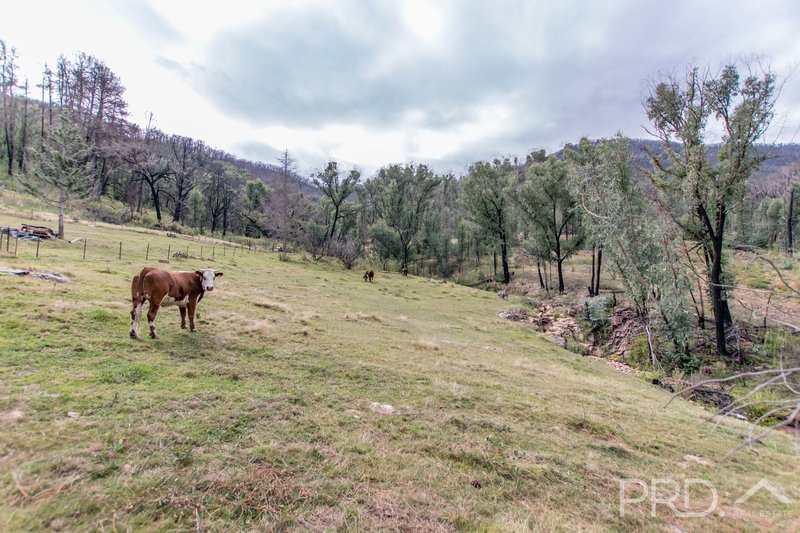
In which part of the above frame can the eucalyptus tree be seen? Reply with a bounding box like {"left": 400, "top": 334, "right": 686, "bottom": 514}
{"left": 204, "top": 160, "right": 243, "bottom": 235}
{"left": 568, "top": 135, "right": 692, "bottom": 363}
{"left": 241, "top": 178, "right": 270, "bottom": 236}
{"left": 368, "top": 163, "right": 441, "bottom": 267}
{"left": 516, "top": 154, "right": 583, "bottom": 293}
{"left": 644, "top": 62, "right": 777, "bottom": 358}
{"left": 783, "top": 166, "right": 800, "bottom": 254}
{"left": 121, "top": 127, "right": 172, "bottom": 224}
{"left": 22, "top": 113, "right": 92, "bottom": 239}
{"left": 461, "top": 158, "right": 515, "bottom": 284}
{"left": 271, "top": 150, "right": 305, "bottom": 256}
{"left": 186, "top": 188, "right": 207, "bottom": 231}
{"left": 312, "top": 160, "right": 360, "bottom": 241}
{"left": 167, "top": 135, "right": 206, "bottom": 223}
{"left": 369, "top": 222, "right": 402, "bottom": 270}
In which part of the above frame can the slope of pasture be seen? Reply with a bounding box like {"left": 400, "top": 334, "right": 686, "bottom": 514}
{"left": 0, "top": 214, "right": 798, "bottom": 532}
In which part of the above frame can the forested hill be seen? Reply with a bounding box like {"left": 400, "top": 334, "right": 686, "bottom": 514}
{"left": 627, "top": 139, "right": 800, "bottom": 192}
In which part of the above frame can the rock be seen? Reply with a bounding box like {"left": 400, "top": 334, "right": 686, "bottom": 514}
{"left": 369, "top": 402, "right": 397, "bottom": 415}
{"left": 605, "top": 306, "right": 645, "bottom": 357}
{"left": 67, "top": 411, "right": 79, "bottom": 418}
{"left": 1, "top": 409, "right": 25, "bottom": 423}
{"left": 158, "top": 259, "right": 170, "bottom": 264}
{"left": 49, "top": 518, "right": 65, "bottom": 531}
{"left": 498, "top": 308, "right": 529, "bottom": 321}
{"left": 683, "top": 454, "right": 711, "bottom": 466}
{"left": 589, "top": 356, "right": 637, "bottom": 375}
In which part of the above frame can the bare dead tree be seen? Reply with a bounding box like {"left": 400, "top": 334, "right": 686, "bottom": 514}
{"left": 1, "top": 41, "right": 19, "bottom": 176}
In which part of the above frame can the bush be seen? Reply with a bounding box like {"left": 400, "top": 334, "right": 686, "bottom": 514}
{"left": 626, "top": 335, "right": 650, "bottom": 367}
{"left": 328, "top": 238, "right": 364, "bottom": 270}
{"left": 158, "top": 220, "right": 198, "bottom": 236}
{"left": 83, "top": 200, "right": 130, "bottom": 225}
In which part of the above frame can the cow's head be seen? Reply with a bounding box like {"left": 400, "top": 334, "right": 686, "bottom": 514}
{"left": 196, "top": 269, "right": 223, "bottom": 291}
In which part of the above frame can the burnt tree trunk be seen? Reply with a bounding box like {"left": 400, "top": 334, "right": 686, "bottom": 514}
{"left": 537, "top": 261, "right": 545, "bottom": 289}
{"left": 500, "top": 237, "right": 510, "bottom": 284}
{"left": 709, "top": 219, "right": 729, "bottom": 357}
{"left": 788, "top": 186, "right": 795, "bottom": 255}
{"left": 595, "top": 247, "right": 602, "bottom": 295}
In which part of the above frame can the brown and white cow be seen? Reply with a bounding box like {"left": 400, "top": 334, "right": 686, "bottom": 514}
{"left": 130, "top": 267, "right": 223, "bottom": 339}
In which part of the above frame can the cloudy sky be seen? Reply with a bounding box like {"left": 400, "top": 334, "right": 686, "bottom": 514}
{"left": 3, "top": 0, "right": 799, "bottom": 176}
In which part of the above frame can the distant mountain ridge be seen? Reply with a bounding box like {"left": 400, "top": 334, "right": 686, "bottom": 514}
{"left": 628, "top": 139, "right": 800, "bottom": 194}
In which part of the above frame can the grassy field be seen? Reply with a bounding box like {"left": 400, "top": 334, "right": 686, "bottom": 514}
{"left": 1, "top": 203, "right": 799, "bottom": 531}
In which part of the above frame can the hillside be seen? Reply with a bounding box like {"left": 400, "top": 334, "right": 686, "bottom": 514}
{"left": 0, "top": 209, "right": 798, "bottom": 531}
{"left": 628, "top": 139, "right": 800, "bottom": 192}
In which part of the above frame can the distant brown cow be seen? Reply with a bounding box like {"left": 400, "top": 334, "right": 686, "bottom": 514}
{"left": 401, "top": 265, "right": 408, "bottom": 276}
{"left": 363, "top": 270, "right": 374, "bottom": 282}
{"left": 130, "top": 267, "right": 223, "bottom": 339}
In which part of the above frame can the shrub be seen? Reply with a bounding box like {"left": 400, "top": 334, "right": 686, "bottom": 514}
{"left": 626, "top": 335, "right": 650, "bottom": 367}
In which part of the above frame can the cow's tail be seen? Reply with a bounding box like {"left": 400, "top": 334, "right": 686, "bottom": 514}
{"left": 132, "top": 267, "right": 150, "bottom": 303}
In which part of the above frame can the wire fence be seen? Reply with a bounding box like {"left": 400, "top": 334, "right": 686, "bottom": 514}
{"left": 0, "top": 226, "right": 274, "bottom": 263}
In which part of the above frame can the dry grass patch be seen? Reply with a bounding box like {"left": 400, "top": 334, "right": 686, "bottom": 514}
{"left": 413, "top": 339, "right": 440, "bottom": 351}
{"left": 254, "top": 300, "right": 291, "bottom": 313}
{"left": 344, "top": 312, "right": 384, "bottom": 323}
{"left": 294, "top": 310, "right": 320, "bottom": 325}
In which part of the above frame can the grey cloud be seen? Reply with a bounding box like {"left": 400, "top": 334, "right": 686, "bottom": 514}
{"left": 160, "top": 0, "right": 800, "bottom": 170}
{"left": 113, "top": 0, "right": 183, "bottom": 44}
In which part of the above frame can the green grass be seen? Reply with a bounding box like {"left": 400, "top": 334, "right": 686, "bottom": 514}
{"left": 1, "top": 206, "right": 799, "bottom": 531}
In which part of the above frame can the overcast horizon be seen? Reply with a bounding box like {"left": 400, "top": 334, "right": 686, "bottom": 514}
{"left": 3, "top": 0, "right": 800, "bottom": 177}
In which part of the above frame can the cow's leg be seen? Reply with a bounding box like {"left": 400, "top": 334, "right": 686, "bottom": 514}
{"left": 130, "top": 299, "right": 143, "bottom": 339}
{"left": 187, "top": 298, "right": 198, "bottom": 332}
{"left": 179, "top": 306, "right": 187, "bottom": 329}
{"left": 147, "top": 300, "right": 161, "bottom": 339}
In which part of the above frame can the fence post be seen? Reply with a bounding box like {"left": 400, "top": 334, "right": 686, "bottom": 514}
{"left": 83, "top": 239, "right": 87, "bottom": 260}
{"left": 212, "top": 245, "right": 215, "bottom": 258}
{"left": 233, "top": 245, "right": 236, "bottom": 258}
{"left": 186, "top": 245, "right": 189, "bottom": 257}
{"left": 36, "top": 239, "right": 40, "bottom": 258}
{"left": 14, "top": 237, "right": 18, "bottom": 256}
{"left": 200, "top": 245, "right": 203, "bottom": 259}
{"left": 146, "top": 243, "right": 149, "bottom": 261}
{"left": 119, "top": 242, "right": 122, "bottom": 260}
{"left": 167, "top": 244, "right": 171, "bottom": 260}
